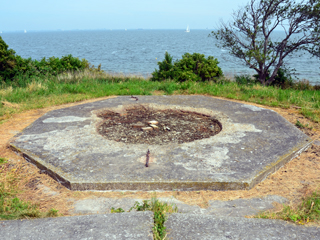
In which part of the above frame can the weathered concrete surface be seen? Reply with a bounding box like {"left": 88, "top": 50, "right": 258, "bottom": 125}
{"left": 0, "top": 212, "right": 153, "bottom": 240}
{"left": 10, "top": 96, "right": 312, "bottom": 191}
{"left": 72, "top": 198, "right": 144, "bottom": 214}
{"left": 165, "top": 214, "right": 320, "bottom": 240}
{"left": 206, "top": 195, "right": 288, "bottom": 217}
{"left": 71, "top": 195, "right": 287, "bottom": 216}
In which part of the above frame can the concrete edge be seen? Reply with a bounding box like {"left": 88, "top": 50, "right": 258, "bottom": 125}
{"left": 10, "top": 139, "right": 313, "bottom": 191}
{"left": 248, "top": 139, "right": 313, "bottom": 189}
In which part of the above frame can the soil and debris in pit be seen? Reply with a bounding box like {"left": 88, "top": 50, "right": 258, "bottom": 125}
{"left": 97, "top": 105, "right": 222, "bottom": 145}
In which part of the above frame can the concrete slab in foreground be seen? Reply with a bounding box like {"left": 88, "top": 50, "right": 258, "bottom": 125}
{"left": 0, "top": 212, "right": 153, "bottom": 240}
{"left": 10, "top": 96, "right": 312, "bottom": 191}
{"left": 165, "top": 214, "right": 320, "bottom": 240}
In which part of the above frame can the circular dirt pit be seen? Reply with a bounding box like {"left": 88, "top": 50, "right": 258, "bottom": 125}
{"left": 97, "top": 106, "right": 222, "bottom": 145}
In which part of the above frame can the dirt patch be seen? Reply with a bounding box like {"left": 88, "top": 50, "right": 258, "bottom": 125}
{"left": 97, "top": 105, "right": 221, "bottom": 145}
{"left": 1, "top": 95, "right": 320, "bottom": 220}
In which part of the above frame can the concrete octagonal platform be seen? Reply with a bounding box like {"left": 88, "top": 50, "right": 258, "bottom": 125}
{"left": 10, "top": 96, "right": 312, "bottom": 191}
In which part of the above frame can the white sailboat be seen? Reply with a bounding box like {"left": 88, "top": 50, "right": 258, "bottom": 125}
{"left": 185, "top": 25, "right": 190, "bottom": 33}
{"left": 24, "top": 30, "right": 27, "bottom": 33}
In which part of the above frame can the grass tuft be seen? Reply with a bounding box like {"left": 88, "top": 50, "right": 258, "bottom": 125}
{"left": 0, "top": 157, "right": 60, "bottom": 220}
{"left": 257, "top": 191, "right": 320, "bottom": 224}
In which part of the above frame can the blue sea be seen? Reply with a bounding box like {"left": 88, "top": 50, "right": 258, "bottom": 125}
{"left": 1, "top": 30, "right": 320, "bottom": 84}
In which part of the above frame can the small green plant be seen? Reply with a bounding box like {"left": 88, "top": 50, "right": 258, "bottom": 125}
{"left": 46, "top": 208, "right": 59, "bottom": 217}
{"left": 0, "top": 196, "right": 40, "bottom": 220}
{"left": 129, "top": 200, "right": 151, "bottom": 211}
{"left": 0, "top": 157, "right": 7, "bottom": 165}
{"left": 110, "top": 207, "right": 125, "bottom": 213}
{"left": 257, "top": 191, "right": 320, "bottom": 224}
{"left": 295, "top": 120, "right": 313, "bottom": 130}
{"left": 295, "top": 120, "right": 305, "bottom": 128}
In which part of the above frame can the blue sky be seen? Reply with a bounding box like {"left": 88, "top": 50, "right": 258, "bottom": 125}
{"left": 1, "top": 0, "right": 250, "bottom": 31}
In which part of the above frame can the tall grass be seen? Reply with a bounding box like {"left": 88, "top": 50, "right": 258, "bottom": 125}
{"left": 1, "top": 73, "right": 320, "bottom": 123}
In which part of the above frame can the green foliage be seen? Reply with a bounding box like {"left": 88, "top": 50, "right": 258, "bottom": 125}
{"left": 235, "top": 74, "right": 259, "bottom": 86}
{"left": 129, "top": 200, "right": 151, "bottom": 212}
{"left": 295, "top": 120, "right": 304, "bottom": 128}
{"left": 110, "top": 207, "right": 125, "bottom": 213}
{"left": 152, "top": 52, "right": 223, "bottom": 82}
{"left": 0, "top": 195, "right": 40, "bottom": 220}
{"left": 152, "top": 52, "right": 175, "bottom": 81}
{"left": 46, "top": 208, "right": 59, "bottom": 217}
{"left": 0, "top": 36, "right": 17, "bottom": 80}
{"left": 0, "top": 36, "right": 91, "bottom": 83}
{"left": 295, "top": 120, "right": 313, "bottom": 130}
{"left": 258, "top": 191, "right": 320, "bottom": 224}
{"left": 0, "top": 157, "right": 7, "bottom": 165}
{"left": 253, "top": 68, "right": 294, "bottom": 89}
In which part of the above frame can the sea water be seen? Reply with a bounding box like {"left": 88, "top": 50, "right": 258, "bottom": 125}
{"left": 1, "top": 30, "right": 319, "bottom": 84}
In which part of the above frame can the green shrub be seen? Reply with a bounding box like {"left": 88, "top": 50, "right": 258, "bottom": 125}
{"left": 235, "top": 74, "right": 258, "bottom": 85}
{"left": 0, "top": 36, "right": 17, "bottom": 80}
{"left": 152, "top": 52, "right": 223, "bottom": 82}
{"left": 253, "top": 68, "right": 294, "bottom": 89}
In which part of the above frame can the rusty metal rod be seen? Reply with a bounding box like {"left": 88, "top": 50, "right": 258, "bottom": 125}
{"left": 145, "top": 149, "right": 150, "bottom": 167}
{"left": 131, "top": 95, "right": 139, "bottom": 101}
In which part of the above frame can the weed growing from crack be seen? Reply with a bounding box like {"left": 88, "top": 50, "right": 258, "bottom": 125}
{"left": 111, "top": 196, "right": 177, "bottom": 240}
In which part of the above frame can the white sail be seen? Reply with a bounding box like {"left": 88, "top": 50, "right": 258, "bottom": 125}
{"left": 185, "top": 25, "right": 190, "bottom": 33}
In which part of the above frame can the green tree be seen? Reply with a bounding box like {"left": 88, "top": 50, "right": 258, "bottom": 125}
{"left": 212, "top": 0, "right": 320, "bottom": 86}
{"left": 152, "top": 52, "right": 175, "bottom": 80}
{"left": 0, "top": 36, "right": 17, "bottom": 80}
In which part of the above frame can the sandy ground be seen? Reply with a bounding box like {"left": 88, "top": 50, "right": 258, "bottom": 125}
{"left": 1, "top": 95, "right": 320, "bottom": 218}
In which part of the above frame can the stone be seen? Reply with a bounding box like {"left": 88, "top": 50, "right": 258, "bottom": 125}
{"left": 149, "top": 124, "right": 159, "bottom": 130}
{"left": 1, "top": 212, "right": 154, "bottom": 240}
{"left": 147, "top": 120, "right": 158, "bottom": 125}
{"left": 165, "top": 214, "right": 320, "bottom": 240}
{"left": 141, "top": 127, "right": 153, "bottom": 131}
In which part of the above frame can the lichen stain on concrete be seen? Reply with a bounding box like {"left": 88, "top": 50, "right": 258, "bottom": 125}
{"left": 43, "top": 116, "right": 88, "bottom": 123}
{"left": 240, "top": 104, "right": 264, "bottom": 112}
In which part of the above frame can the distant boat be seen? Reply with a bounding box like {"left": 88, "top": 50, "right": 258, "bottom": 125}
{"left": 185, "top": 25, "right": 190, "bottom": 33}
{"left": 24, "top": 30, "right": 27, "bottom": 33}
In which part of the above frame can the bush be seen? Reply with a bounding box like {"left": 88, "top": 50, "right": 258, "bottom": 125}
{"left": 152, "top": 52, "right": 223, "bottom": 82}
{"left": 253, "top": 67, "right": 294, "bottom": 89}
{"left": 0, "top": 36, "right": 91, "bottom": 83}
{"left": 0, "top": 36, "right": 17, "bottom": 80}
{"left": 235, "top": 74, "right": 258, "bottom": 85}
